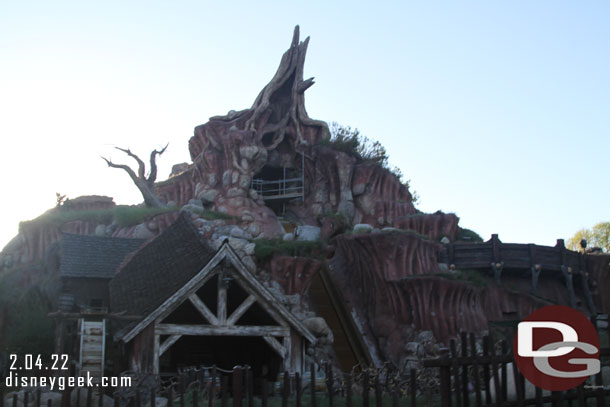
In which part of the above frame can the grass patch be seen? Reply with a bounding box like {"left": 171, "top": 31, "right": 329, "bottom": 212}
{"left": 434, "top": 269, "right": 487, "bottom": 287}
{"left": 20, "top": 205, "right": 180, "bottom": 230}
{"left": 254, "top": 239, "right": 325, "bottom": 262}
{"left": 113, "top": 205, "right": 179, "bottom": 226}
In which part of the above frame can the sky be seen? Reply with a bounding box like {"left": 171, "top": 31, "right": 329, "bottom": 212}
{"left": 0, "top": 1, "right": 609, "bottom": 249}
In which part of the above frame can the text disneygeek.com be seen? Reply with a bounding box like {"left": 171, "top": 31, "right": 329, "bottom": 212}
{"left": 5, "top": 372, "right": 132, "bottom": 391}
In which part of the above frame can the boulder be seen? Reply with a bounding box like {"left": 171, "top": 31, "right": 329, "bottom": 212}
{"left": 295, "top": 225, "right": 321, "bottom": 241}
{"left": 353, "top": 224, "right": 373, "bottom": 234}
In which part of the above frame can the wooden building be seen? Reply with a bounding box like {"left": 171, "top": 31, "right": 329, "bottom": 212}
{"left": 109, "top": 214, "right": 316, "bottom": 377}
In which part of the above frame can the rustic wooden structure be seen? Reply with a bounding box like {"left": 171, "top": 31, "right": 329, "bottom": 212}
{"left": 110, "top": 213, "right": 316, "bottom": 376}
{"left": 441, "top": 235, "right": 597, "bottom": 314}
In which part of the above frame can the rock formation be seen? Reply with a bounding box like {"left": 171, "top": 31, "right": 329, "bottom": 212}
{"left": 1, "top": 25, "right": 609, "bottom": 375}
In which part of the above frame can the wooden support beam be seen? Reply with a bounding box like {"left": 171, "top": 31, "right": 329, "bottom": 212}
{"left": 491, "top": 261, "right": 504, "bottom": 285}
{"left": 561, "top": 265, "right": 576, "bottom": 308}
{"left": 189, "top": 294, "right": 219, "bottom": 325}
{"left": 159, "top": 335, "right": 182, "bottom": 356}
{"left": 283, "top": 334, "right": 292, "bottom": 372}
{"left": 218, "top": 275, "right": 227, "bottom": 324}
{"left": 226, "top": 295, "right": 256, "bottom": 326}
{"left": 263, "top": 336, "right": 286, "bottom": 358}
{"left": 156, "top": 324, "right": 289, "bottom": 337}
{"left": 153, "top": 334, "right": 160, "bottom": 374}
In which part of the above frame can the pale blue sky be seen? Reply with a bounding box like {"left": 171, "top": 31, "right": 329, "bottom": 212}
{"left": 1, "top": 1, "right": 608, "bottom": 249}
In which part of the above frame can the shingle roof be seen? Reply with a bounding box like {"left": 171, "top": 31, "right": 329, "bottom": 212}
{"left": 109, "top": 212, "right": 215, "bottom": 317}
{"left": 60, "top": 233, "right": 146, "bottom": 279}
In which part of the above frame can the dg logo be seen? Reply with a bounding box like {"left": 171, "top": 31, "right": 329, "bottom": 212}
{"left": 513, "top": 305, "right": 600, "bottom": 391}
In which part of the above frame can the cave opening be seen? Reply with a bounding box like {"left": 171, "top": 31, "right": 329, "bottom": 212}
{"left": 251, "top": 153, "right": 305, "bottom": 217}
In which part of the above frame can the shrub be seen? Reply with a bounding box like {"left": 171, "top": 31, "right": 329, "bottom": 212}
{"left": 253, "top": 239, "right": 325, "bottom": 262}
{"left": 456, "top": 228, "right": 484, "bottom": 243}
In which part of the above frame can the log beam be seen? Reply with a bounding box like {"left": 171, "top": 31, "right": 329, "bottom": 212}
{"left": 155, "top": 324, "right": 289, "bottom": 337}
{"left": 226, "top": 295, "right": 256, "bottom": 326}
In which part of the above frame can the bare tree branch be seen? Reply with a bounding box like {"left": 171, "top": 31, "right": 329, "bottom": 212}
{"left": 114, "top": 147, "right": 146, "bottom": 180}
{"left": 101, "top": 143, "right": 169, "bottom": 208}
{"left": 148, "top": 143, "right": 169, "bottom": 185}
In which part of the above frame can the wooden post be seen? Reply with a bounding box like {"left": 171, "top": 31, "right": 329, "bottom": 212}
{"left": 481, "top": 338, "right": 491, "bottom": 406}
{"left": 374, "top": 374, "right": 381, "bottom": 407}
{"left": 221, "top": 376, "right": 229, "bottom": 407}
{"left": 326, "top": 364, "right": 334, "bottom": 407}
{"left": 233, "top": 367, "right": 243, "bottom": 407}
{"left": 23, "top": 391, "right": 28, "bottom": 407}
{"left": 247, "top": 369, "right": 254, "bottom": 407}
{"left": 168, "top": 387, "right": 174, "bottom": 407}
{"left": 87, "top": 388, "right": 93, "bottom": 407}
{"left": 362, "top": 370, "right": 369, "bottom": 407}
{"left": 209, "top": 367, "right": 217, "bottom": 407}
{"left": 487, "top": 336, "right": 501, "bottom": 406}
{"left": 345, "top": 373, "right": 352, "bottom": 407}
{"left": 75, "top": 389, "right": 80, "bottom": 407}
{"left": 310, "top": 364, "right": 317, "bottom": 407}
{"left": 500, "top": 341, "right": 508, "bottom": 402}
{"left": 12, "top": 394, "right": 17, "bottom": 407}
{"left": 193, "top": 390, "right": 199, "bottom": 407}
{"left": 97, "top": 388, "right": 102, "bottom": 407}
{"left": 449, "top": 340, "right": 462, "bottom": 407}
{"left": 468, "top": 334, "right": 482, "bottom": 407}
{"left": 36, "top": 389, "right": 41, "bottom": 407}
{"left": 460, "top": 333, "right": 469, "bottom": 407}
{"left": 218, "top": 272, "right": 228, "bottom": 324}
{"left": 296, "top": 373, "right": 302, "bottom": 407}
{"left": 151, "top": 389, "right": 156, "bottom": 407}
{"left": 261, "top": 379, "right": 268, "bottom": 407}
{"left": 282, "top": 372, "right": 289, "bottom": 407}
{"left": 410, "top": 369, "right": 417, "bottom": 407}
{"left": 113, "top": 394, "right": 119, "bottom": 407}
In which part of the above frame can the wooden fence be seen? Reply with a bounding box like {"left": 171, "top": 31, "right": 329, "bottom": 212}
{"left": 423, "top": 332, "right": 610, "bottom": 407}
{"left": 3, "top": 333, "right": 609, "bottom": 407}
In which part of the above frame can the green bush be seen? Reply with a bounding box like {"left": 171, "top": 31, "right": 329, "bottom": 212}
{"left": 254, "top": 239, "right": 325, "bottom": 262}
{"left": 2, "top": 288, "right": 54, "bottom": 358}
{"left": 321, "top": 123, "right": 418, "bottom": 203}
{"left": 456, "top": 228, "right": 484, "bottom": 243}
{"left": 435, "top": 269, "right": 486, "bottom": 286}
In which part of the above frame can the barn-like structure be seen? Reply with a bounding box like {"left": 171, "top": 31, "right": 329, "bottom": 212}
{"left": 107, "top": 214, "right": 315, "bottom": 377}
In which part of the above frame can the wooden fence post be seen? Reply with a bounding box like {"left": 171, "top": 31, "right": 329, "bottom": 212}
{"left": 247, "top": 369, "right": 254, "bottom": 407}
{"left": 410, "top": 369, "right": 417, "bottom": 407}
{"left": 326, "top": 364, "right": 334, "bottom": 407}
{"left": 167, "top": 387, "right": 173, "bottom": 407}
{"left": 282, "top": 372, "right": 289, "bottom": 407}
{"left": 450, "top": 340, "right": 462, "bottom": 407}
{"left": 345, "top": 373, "right": 352, "bottom": 407}
{"left": 362, "top": 370, "right": 369, "bottom": 407}
{"left": 296, "top": 373, "right": 302, "bottom": 407}
{"left": 310, "top": 364, "right": 316, "bottom": 407}
{"left": 374, "top": 374, "right": 382, "bottom": 407}
{"left": 439, "top": 348, "right": 451, "bottom": 407}
{"left": 468, "top": 334, "right": 482, "bottom": 407}
{"left": 221, "top": 376, "right": 228, "bottom": 407}
{"left": 261, "top": 379, "right": 268, "bottom": 407}
{"left": 233, "top": 367, "right": 243, "bottom": 407}
{"left": 460, "top": 333, "right": 469, "bottom": 407}
{"left": 209, "top": 367, "right": 216, "bottom": 407}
